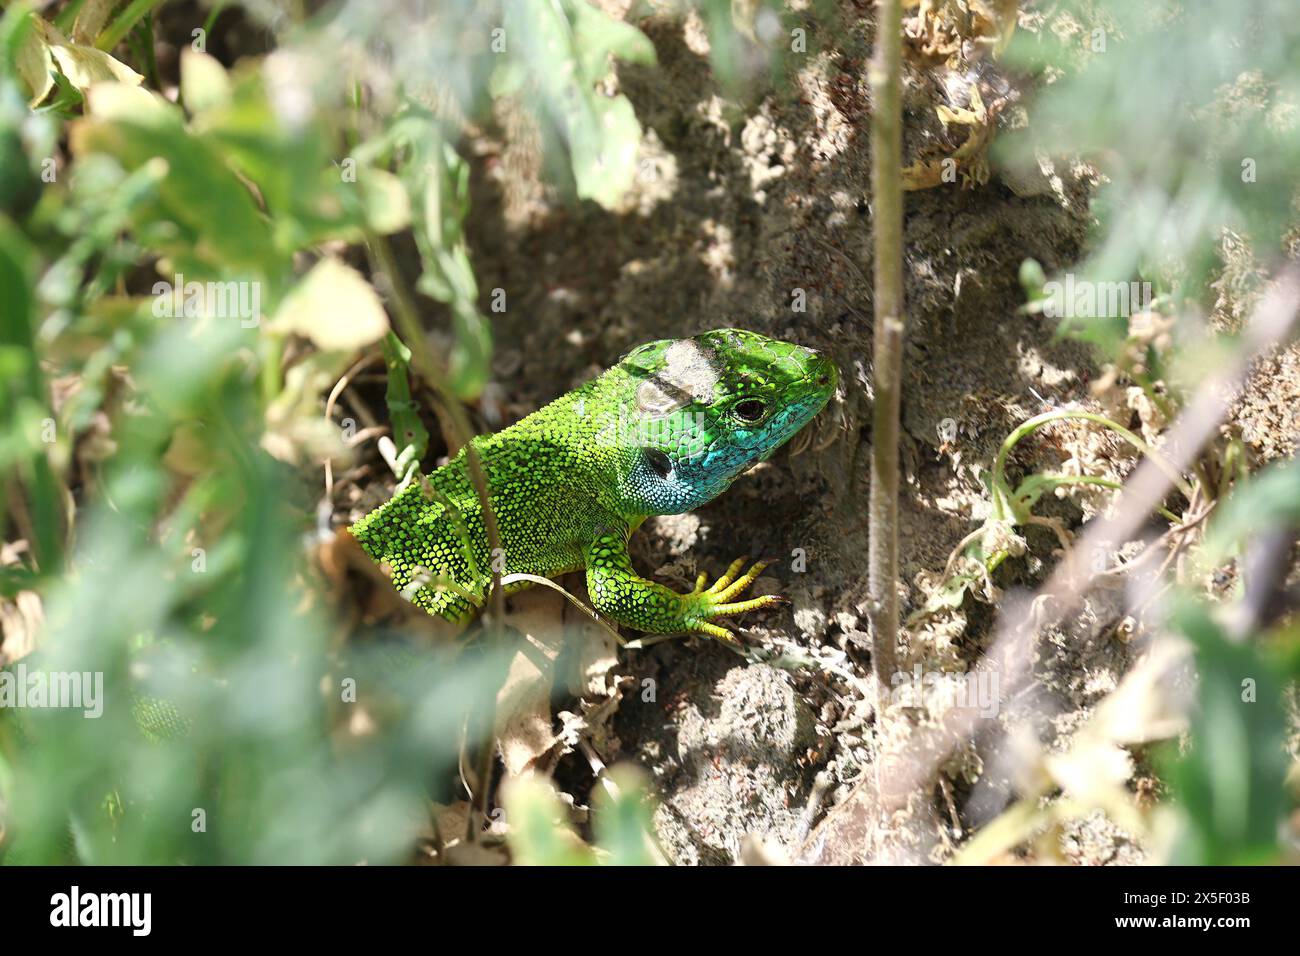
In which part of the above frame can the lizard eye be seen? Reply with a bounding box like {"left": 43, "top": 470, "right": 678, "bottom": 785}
{"left": 733, "top": 399, "right": 767, "bottom": 424}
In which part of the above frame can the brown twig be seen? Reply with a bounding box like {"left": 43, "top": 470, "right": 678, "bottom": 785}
{"left": 866, "top": 0, "right": 906, "bottom": 789}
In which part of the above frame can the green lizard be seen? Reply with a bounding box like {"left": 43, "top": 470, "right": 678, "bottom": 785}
{"left": 0, "top": 328, "right": 834, "bottom": 863}
{"left": 350, "top": 328, "right": 838, "bottom": 643}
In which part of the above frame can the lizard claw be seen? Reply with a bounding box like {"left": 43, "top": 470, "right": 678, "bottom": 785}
{"left": 697, "top": 620, "right": 743, "bottom": 645}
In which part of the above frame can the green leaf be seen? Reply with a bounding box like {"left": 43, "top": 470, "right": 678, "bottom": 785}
{"left": 496, "top": 0, "right": 654, "bottom": 209}
{"left": 390, "top": 118, "right": 491, "bottom": 399}
{"left": 71, "top": 82, "right": 280, "bottom": 275}
{"left": 179, "top": 48, "right": 231, "bottom": 115}
{"left": 359, "top": 168, "right": 410, "bottom": 235}
{"left": 568, "top": 0, "right": 656, "bottom": 78}
{"left": 0, "top": 216, "right": 63, "bottom": 571}
{"left": 381, "top": 330, "right": 429, "bottom": 477}
{"left": 504, "top": 776, "right": 596, "bottom": 866}
{"left": 29, "top": 15, "right": 142, "bottom": 100}
{"left": 270, "top": 257, "right": 390, "bottom": 351}
{"left": 592, "top": 765, "right": 658, "bottom": 866}
{"left": 13, "top": 13, "right": 55, "bottom": 107}
{"left": 196, "top": 69, "right": 362, "bottom": 252}
{"left": 910, "top": 569, "right": 980, "bottom": 620}
{"left": 1163, "top": 604, "right": 1289, "bottom": 865}
{"left": 1202, "top": 460, "right": 1300, "bottom": 566}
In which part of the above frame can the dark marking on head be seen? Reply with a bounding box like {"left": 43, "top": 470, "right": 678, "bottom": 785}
{"left": 645, "top": 448, "right": 673, "bottom": 480}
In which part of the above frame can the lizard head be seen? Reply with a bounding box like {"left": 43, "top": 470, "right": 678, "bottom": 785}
{"left": 612, "top": 328, "right": 839, "bottom": 516}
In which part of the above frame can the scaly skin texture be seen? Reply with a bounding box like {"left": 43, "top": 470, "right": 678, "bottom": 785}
{"left": 350, "top": 329, "right": 838, "bottom": 643}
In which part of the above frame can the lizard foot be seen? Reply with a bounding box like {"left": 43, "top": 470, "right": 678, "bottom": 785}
{"left": 686, "top": 557, "right": 787, "bottom": 642}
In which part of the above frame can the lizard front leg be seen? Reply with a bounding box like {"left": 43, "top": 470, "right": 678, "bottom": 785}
{"left": 584, "top": 531, "right": 783, "bottom": 644}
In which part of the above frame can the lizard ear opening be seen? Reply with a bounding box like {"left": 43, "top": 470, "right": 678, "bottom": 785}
{"left": 645, "top": 449, "right": 674, "bottom": 480}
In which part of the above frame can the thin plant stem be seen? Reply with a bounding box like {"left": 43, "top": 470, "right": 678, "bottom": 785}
{"left": 363, "top": 231, "right": 506, "bottom": 844}
{"left": 866, "top": 0, "right": 905, "bottom": 725}
{"left": 95, "top": 0, "right": 166, "bottom": 52}
{"left": 364, "top": 232, "right": 506, "bottom": 628}
{"left": 991, "top": 409, "right": 1194, "bottom": 521}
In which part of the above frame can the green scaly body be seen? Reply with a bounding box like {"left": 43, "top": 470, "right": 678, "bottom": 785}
{"left": 350, "top": 328, "right": 838, "bottom": 641}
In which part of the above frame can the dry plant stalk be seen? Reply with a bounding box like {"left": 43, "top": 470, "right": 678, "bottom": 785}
{"left": 867, "top": 0, "right": 906, "bottom": 723}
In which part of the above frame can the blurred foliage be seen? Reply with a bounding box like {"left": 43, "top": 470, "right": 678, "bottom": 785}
{"left": 994, "top": 13, "right": 1300, "bottom": 832}
{"left": 1004, "top": 0, "right": 1300, "bottom": 351}
{"left": 1160, "top": 457, "right": 1300, "bottom": 864}
{"left": 1201, "top": 458, "right": 1300, "bottom": 568}
{"left": 505, "top": 766, "right": 659, "bottom": 866}
{"left": 1163, "top": 603, "right": 1291, "bottom": 865}
{"left": 491, "top": 0, "right": 655, "bottom": 207}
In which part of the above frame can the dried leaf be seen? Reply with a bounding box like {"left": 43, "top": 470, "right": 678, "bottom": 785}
{"left": 495, "top": 587, "right": 568, "bottom": 778}
{"left": 494, "top": 578, "right": 621, "bottom": 778}
{"left": 31, "top": 16, "right": 143, "bottom": 96}
{"left": 14, "top": 18, "right": 55, "bottom": 107}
